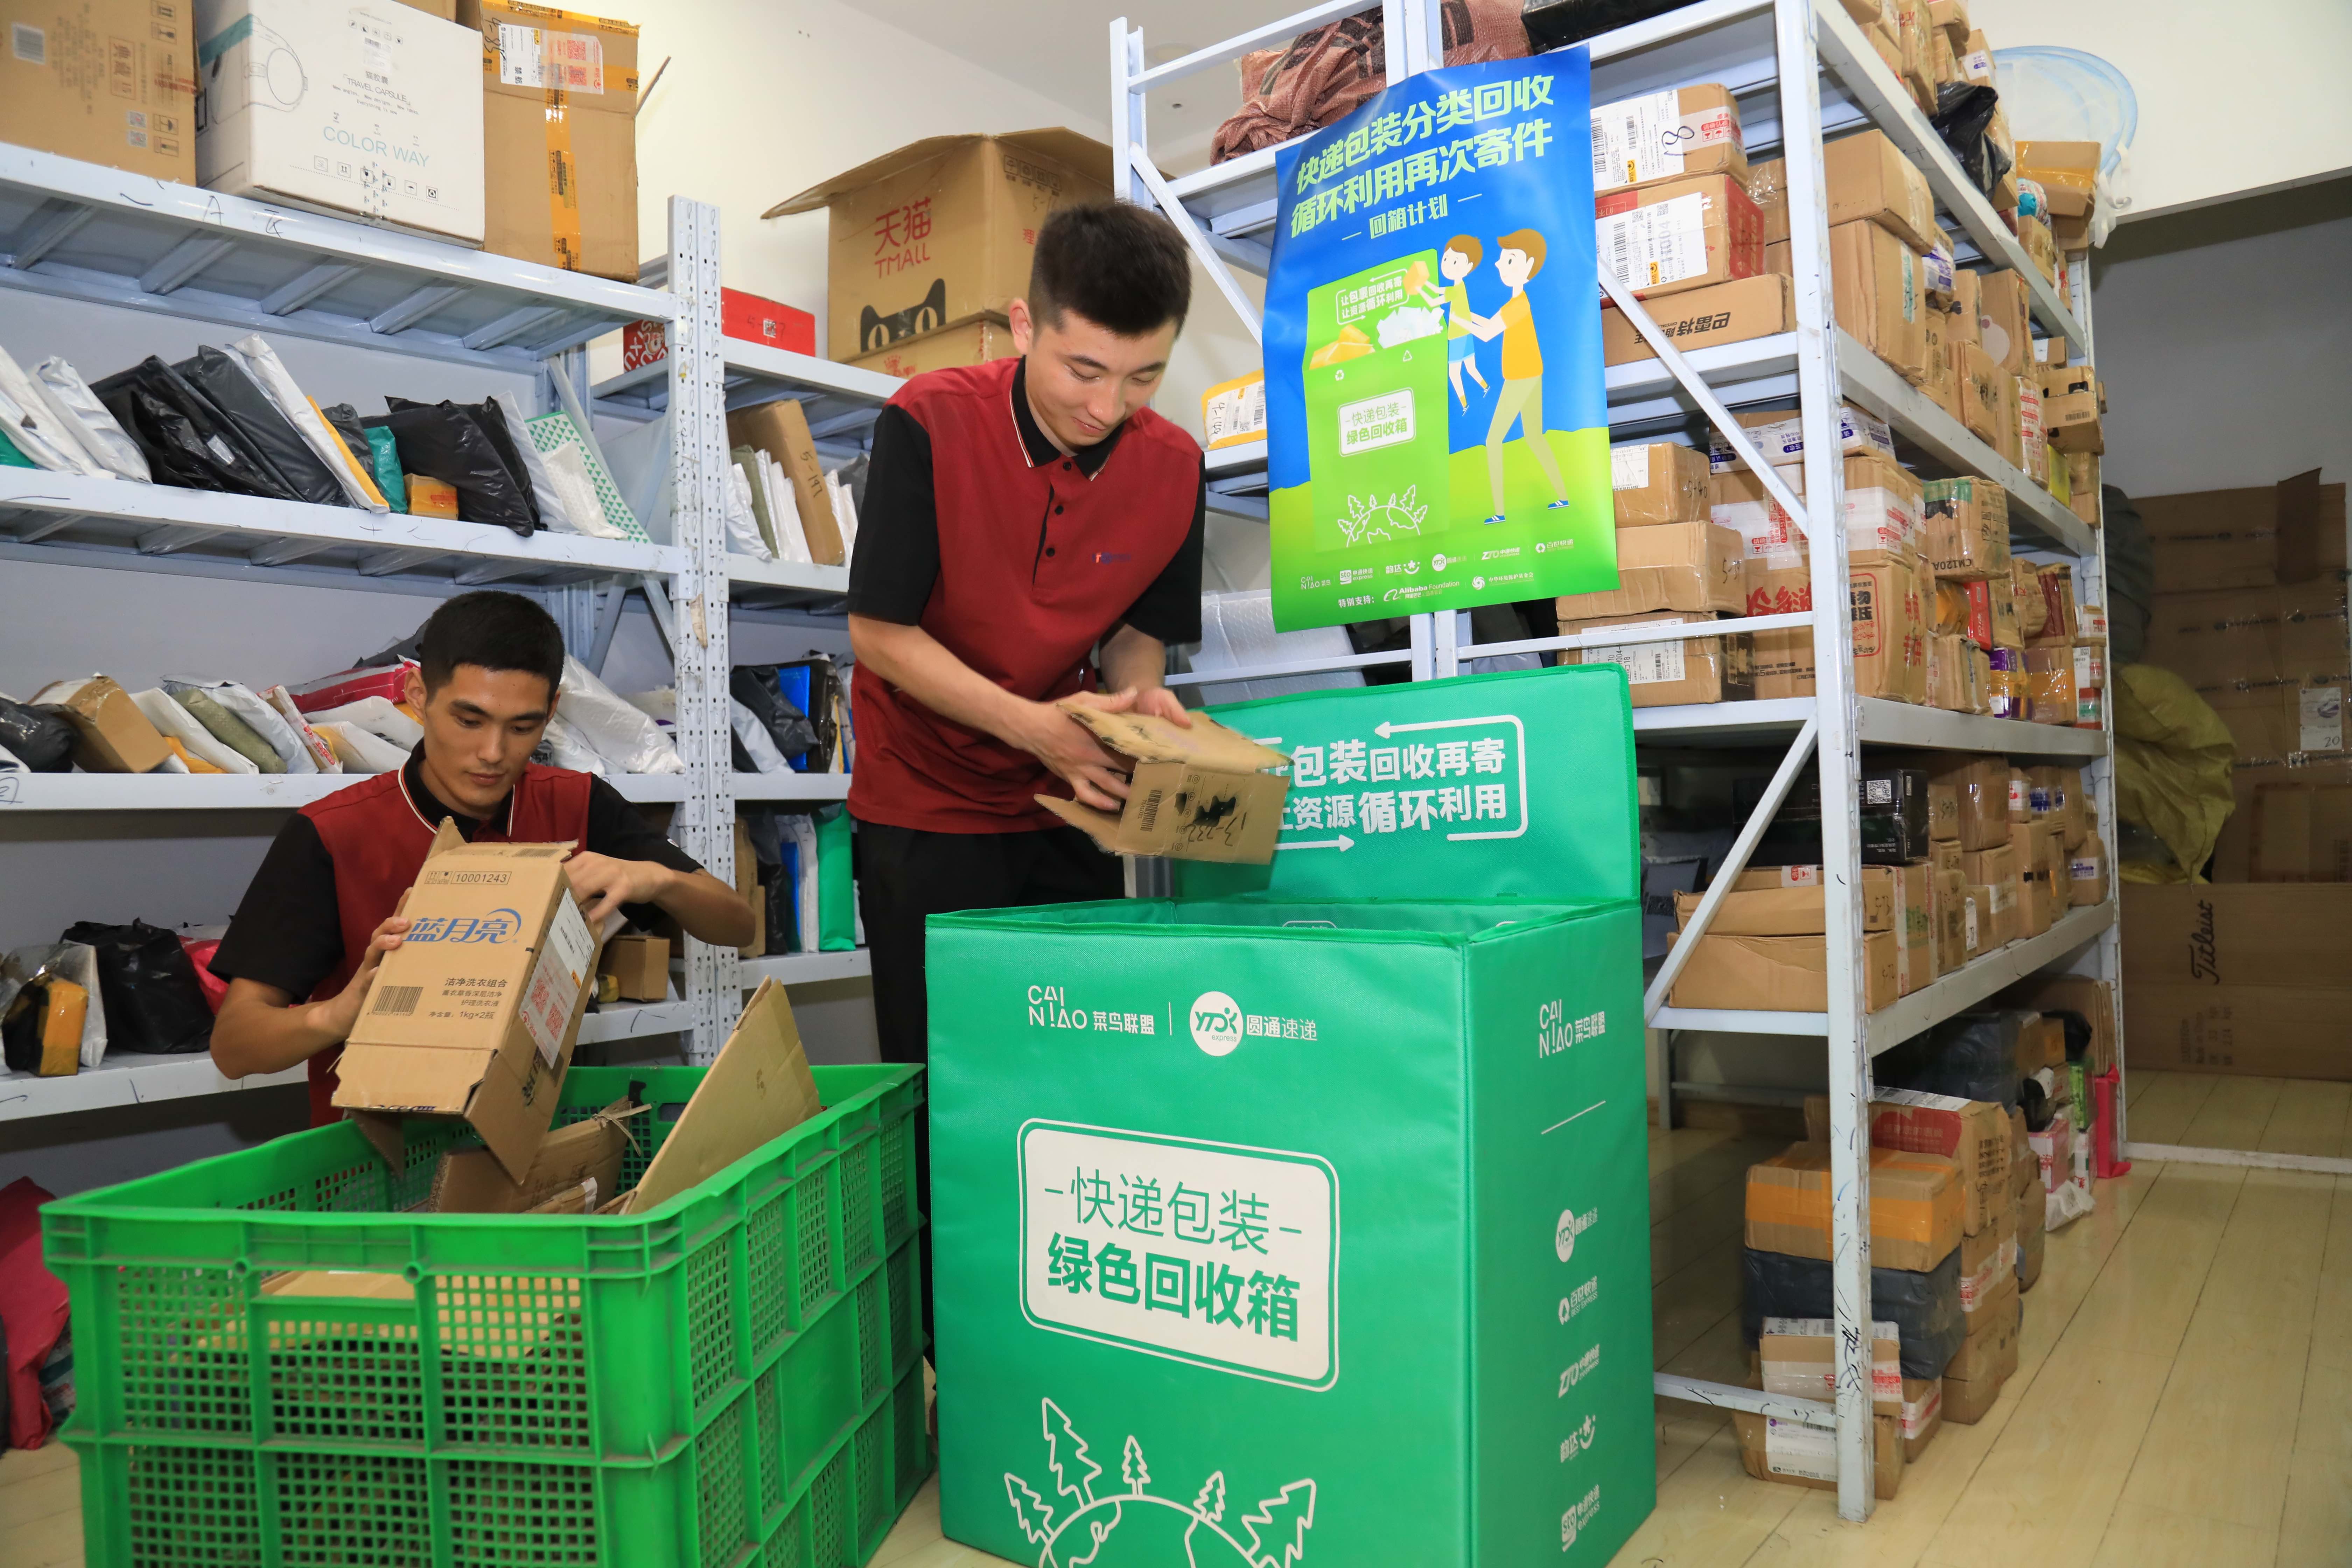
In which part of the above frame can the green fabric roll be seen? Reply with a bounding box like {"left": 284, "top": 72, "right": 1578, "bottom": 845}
{"left": 174, "top": 688, "right": 283, "bottom": 773}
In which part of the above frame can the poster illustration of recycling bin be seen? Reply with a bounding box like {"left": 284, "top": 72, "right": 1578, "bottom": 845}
{"left": 1266, "top": 50, "right": 1617, "bottom": 632}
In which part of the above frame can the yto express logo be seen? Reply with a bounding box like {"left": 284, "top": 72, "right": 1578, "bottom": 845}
{"left": 405, "top": 909, "right": 524, "bottom": 944}
{"left": 1190, "top": 991, "right": 1242, "bottom": 1057}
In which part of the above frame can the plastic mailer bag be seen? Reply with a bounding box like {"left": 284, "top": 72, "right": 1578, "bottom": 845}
{"left": 0, "top": 695, "right": 75, "bottom": 772}
{"left": 1, "top": 942, "right": 107, "bottom": 1070}
{"left": 387, "top": 396, "right": 542, "bottom": 531}
{"left": 0, "top": 343, "right": 109, "bottom": 476}
{"left": 94, "top": 356, "right": 299, "bottom": 498}
{"left": 2114, "top": 664, "right": 2237, "bottom": 882}
{"left": 318, "top": 721, "right": 409, "bottom": 773}
{"left": 262, "top": 685, "right": 342, "bottom": 774}
{"left": 166, "top": 686, "right": 279, "bottom": 771}
{"left": 130, "top": 688, "right": 257, "bottom": 774}
{"left": 558, "top": 655, "right": 683, "bottom": 775}
{"left": 729, "top": 666, "right": 820, "bottom": 762}
{"left": 171, "top": 347, "right": 347, "bottom": 507}
{"left": 1742, "top": 1245, "right": 1966, "bottom": 1381}
{"left": 532, "top": 710, "right": 607, "bottom": 775}
{"left": 30, "top": 357, "right": 149, "bottom": 481}
{"left": 490, "top": 392, "right": 577, "bottom": 533}
{"left": 366, "top": 402, "right": 536, "bottom": 536}
{"left": 226, "top": 336, "right": 387, "bottom": 512}
{"left": 306, "top": 696, "right": 421, "bottom": 750}
{"left": 1878, "top": 1010, "right": 2029, "bottom": 1110}
{"left": 526, "top": 410, "right": 646, "bottom": 540}
{"left": 1930, "top": 83, "right": 2010, "bottom": 199}
{"left": 318, "top": 402, "right": 373, "bottom": 469}
{"left": 165, "top": 679, "right": 317, "bottom": 774}
{"left": 62, "top": 919, "right": 212, "bottom": 1055}
{"left": 730, "top": 697, "right": 791, "bottom": 774}
{"left": 725, "top": 462, "right": 773, "bottom": 559}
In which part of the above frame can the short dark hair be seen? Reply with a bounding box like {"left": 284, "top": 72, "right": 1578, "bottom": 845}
{"left": 1028, "top": 202, "right": 1192, "bottom": 337}
{"left": 416, "top": 590, "right": 565, "bottom": 700}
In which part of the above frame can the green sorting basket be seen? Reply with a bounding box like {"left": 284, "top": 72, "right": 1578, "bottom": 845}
{"left": 41, "top": 1063, "right": 930, "bottom": 1568}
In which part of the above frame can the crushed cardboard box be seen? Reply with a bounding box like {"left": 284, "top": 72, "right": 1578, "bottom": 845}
{"left": 1034, "top": 705, "right": 1291, "bottom": 863}
{"left": 429, "top": 1096, "right": 646, "bottom": 1214}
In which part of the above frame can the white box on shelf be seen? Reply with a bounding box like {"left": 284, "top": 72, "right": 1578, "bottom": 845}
{"left": 194, "top": 0, "right": 486, "bottom": 244}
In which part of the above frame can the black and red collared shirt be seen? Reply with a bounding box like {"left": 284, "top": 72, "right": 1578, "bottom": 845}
{"left": 847, "top": 354, "right": 1205, "bottom": 834}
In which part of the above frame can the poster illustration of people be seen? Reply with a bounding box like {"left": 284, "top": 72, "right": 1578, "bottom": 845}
{"left": 1264, "top": 50, "right": 1617, "bottom": 632}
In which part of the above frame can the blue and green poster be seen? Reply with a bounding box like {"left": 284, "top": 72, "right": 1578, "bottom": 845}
{"left": 1266, "top": 50, "right": 1617, "bottom": 631}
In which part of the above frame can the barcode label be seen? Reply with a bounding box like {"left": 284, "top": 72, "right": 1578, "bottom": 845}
{"left": 12, "top": 23, "right": 44, "bottom": 64}
{"left": 1138, "top": 788, "right": 1164, "bottom": 832}
{"left": 372, "top": 985, "right": 423, "bottom": 1016}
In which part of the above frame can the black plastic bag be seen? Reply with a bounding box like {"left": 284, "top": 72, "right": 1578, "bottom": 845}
{"left": 2, "top": 980, "right": 52, "bottom": 1073}
{"left": 1930, "top": 83, "right": 2009, "bottom": 198}
{"left": 363, "top": 402, "right": 535, "bottom": 537}
{"left": 318, "top": 402, "right": 374, "bottom": 469}
{"left": 730, "top": 667, "right": 821, "bottom": 764}
{"left": 1742, "top": 1245, "right": 1967, "bottom": 1381}
{"left": 1521, "top": 0, "right": 1686, "bottom": 49}
{"left": 175, "top": 347, "right": 349, "bottom": 508}
{"left": 0, "top": 696, "right": 75, "bottom": 772}
{"left": 60, "top": 919, "right": 213, "bottom": 1054}
{"left": 92, "top": 357, "right": 300, "bottom": 500}
{"left": 2018, "top": 1076, "right": 2054, "bottom": 1133}
{"left": 1877, "top": 1010, "right": 2028, "bottom": 1109}
{"left": 385, "top": 397, "right": 541, "bottom": 531}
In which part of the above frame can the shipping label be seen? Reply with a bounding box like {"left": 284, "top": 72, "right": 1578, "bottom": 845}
{"left": 521, "top": 895, "right": 594, "bottom": 1066}
{"left": 1020, "top": 1122, "right": 1338, "bottom": 1388}
{"left": 1608, "top": 444, "right": 1651, "bottom": 490}
{"left": 1584, "top": 619, "right": 1689, "bottom": 685}
{"left": 1588, "top": 90, "right": 1737, "bottom": 191}
{"left": 1597, "top": 193, "right": 1710, "bottom": 292}
{"left": 2299, "top": 685, "right": 2344, "bottom": 754}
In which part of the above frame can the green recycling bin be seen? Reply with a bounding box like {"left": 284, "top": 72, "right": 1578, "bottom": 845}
{"left": 928, "top": 666, "right": 1656, "bottom": 1566}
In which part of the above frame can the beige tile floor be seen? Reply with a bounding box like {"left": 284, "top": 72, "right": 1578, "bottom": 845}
{"left": 3, "top": 1069, "right": 2345, "bottom": 1568}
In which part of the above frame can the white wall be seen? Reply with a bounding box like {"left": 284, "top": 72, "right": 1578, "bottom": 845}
{"left": 1969, "top": 0, "right": 2352, "bottom": 221}
{"left": 2087, "top": 177, "right": 2352, "bottom": 497}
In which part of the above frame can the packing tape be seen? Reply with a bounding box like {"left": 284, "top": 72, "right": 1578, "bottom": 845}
{"left": 1747, "top": 1185, "right": 1950, "bottom": 1246}
{"left": 544, "top": 89, "right": 583, "bottom": 272}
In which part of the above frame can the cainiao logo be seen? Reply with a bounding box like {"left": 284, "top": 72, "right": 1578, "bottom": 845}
{"left": 1190, "top": 991, "right": 1243, "bottom": 1056}
{"left": 1555, "top": 1205, "right": 1598, "bottom": 1262}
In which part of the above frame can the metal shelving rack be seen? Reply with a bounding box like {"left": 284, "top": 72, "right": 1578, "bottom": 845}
{"left": 0, "top": 153, "right": 881, "bottom": 1123}
{"left": 1114, "top": 0, "right": 2121, "bottom": 1521}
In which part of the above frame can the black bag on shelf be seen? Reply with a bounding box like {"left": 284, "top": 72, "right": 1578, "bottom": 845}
{"left": 92, "top": 357, "right": 301, "bottom": 500}
{"left": 0, "top": 697, "right": 75, "bottom": 772}
{"left": 1930, "top": 83, "right": 2010, "bottom": 199}
{"left": 1741, "top": 1244, "right": 1967, "bottom": 1381}
{"left": 384, "top": 397, "right": 541, "bottom": 532}
{"left": 175, "top": 347, "right": 349, "bottom": 508}
{"left": 2, "top": 978, "right": 54, "bottom": 1073}
{"left": 729, "top": 666, "right": 821, "bottom": 768}
{"left": 318, "top": 402, "right": 374, "bottom": 469}
{"left": 1521, "top": 0, "right": 1686, "bottom": 49}
{"left": 363, "top": 402, "right": 535, "bottom": 537}
{"left": 59, "top": 918, "right": 213, "bottom": 1054}
{"left": 1876, "top": 1009, "right": 2029, "bottom": 1109}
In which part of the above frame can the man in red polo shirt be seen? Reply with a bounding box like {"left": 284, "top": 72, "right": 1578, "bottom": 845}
{"left": 207, "top": 591, "right": 756, "bottom": 1120}
{"left": 847, "top": 202, "right": 1204, "bottom": 1067}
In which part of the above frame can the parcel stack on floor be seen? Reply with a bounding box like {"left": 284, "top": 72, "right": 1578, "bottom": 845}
{"left": 2122, "top": 471, "right": 2352, "bottom": 1082}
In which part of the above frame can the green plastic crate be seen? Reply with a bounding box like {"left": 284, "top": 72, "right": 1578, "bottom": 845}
{"left": 41, "top": 1063, "right": 930, "bottom": 1567}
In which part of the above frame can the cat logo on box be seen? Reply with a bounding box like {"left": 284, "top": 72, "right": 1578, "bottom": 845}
{"left": 1033, "top": 704, "right": 1292, "bottom": 864}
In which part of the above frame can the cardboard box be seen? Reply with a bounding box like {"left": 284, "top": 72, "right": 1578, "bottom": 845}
{"left": 1746, "top": 1141, "right": 1962, "bottom": 1274}
{"left": 2015, "top": 213, "right": 2058, "bottom": 284}
{"left": 1956, "top": 342, "right": 2008, "bottom": 458}
{"left": 1933, "top": 868, "right": 1967, "bottom": 972}
{"left": 2121, "top": 884, "right": 2352, "bottom": 992}
{"left": 2068, "top": 841, "right": 2110, "bottom": 905}
{"left": 1555, "top": 521, "right": 1746, "bottom": 619}
{"left": 1034, "top": 705, "right": 1290, "bottom": 863}
{"left": 1927, "top": 0, "right": 1969, "bottom": 45}
{"left": 1989, "top": 972, "right": 2114, "bottom": 1079}
{"left": 2016, "top": 139, "right": 2097, "bottom": 217}
{"left": 428, "top": 1096, "right": 643, "bottom": 1213}
{"left": 2135, "top": 482, "right": 2348, "bottom": 597}
{"left": 1733, "top": 1409, "right": 1903, "bottom": 1500}
{"left": 1562, "top": 610, "right": 1753, "bottom": 706}
{"left": 0, "top": 0, "right": 195, "bottom": 182}
{"left": 1805, "top": 1087, "right": 2010, "bottom": 1237}
{"left": 1674, "top": 864, "right": 1898, "bottom": 936}
{"left": 1960, "top": 28, "right": 1993, "bottom": 82}
{"left": 1823, "top": 130, "right": 1940, "bottom": 251}
{"left": 460, "top": 1, "right": 639, "bottom": 276}
{"left": 29, "top": 674, "right": 172, "bottom": 774}
{"left": 1928, "top": 632, "right": 1969, "bottom": 712}
{"left": 1711, "top": 450, "right": 1918, "bottom": 564}
{"left": 1590, "top": 83, "right": 1748, "bottom": 195}
{"left": 1596, "top": 171, "right": 1765, "bottom": 300}
{"left": 1670, "top": 930, "right": 1898, "bottom": 1013}
{"left": 1899, "top": 1376, "right": 1943, "bottom": 1462}
{"left": 2250, "top": 777, "right": 2352, "bottom": 882}
{"left": 1759, "top": 1317, "right": 1901, "bottom": 1415}
{"left": 2066, "top": 451, "right": 2101, "bottom": 525}
{"left": 1923, "top": 477, "right": 2010, "bottom": 580}
{"left": 195, "top": 0, "right": 485, "bottom": 243}
{"left": 1830, "top": 218, "right": 1929, "bottom": 384}
{"left": 1610, "top": 441, "right": 1713, "bottom": 526}
{"left": 597, "top": 933, "right": 668, "bottom": 1003}
{"left": 1746, "top": 155, "right": 1789, "bottom": 244}
{"left": 1978, "top": 269, "right": 2033, "bottom": 376}
{"left": 1937, "top": 755, "right": 2007, "bottom": 851}
{"left": 1895, "top": 2, "right": 1935, "bottom": 112}
{"left": 766, "top": 130, "right": 1113, "bottom": 363}
{"left": 1851, "top": 553, "right": 1929, "bottom": 705}
{"left": 2122, "top": 984, "right": 2352, "bottom": 1080}
{"left": 1897, "top": 862, "right": 1934, "bottom": 994}
{"left": 845, "top": 311, "right": 1016, "bottom": 378}
{"left": 622, "top": 289, "right": 819, "bottom": 371}
{"left": 726, "top": 399, "right": 846, "bottom": 566}
{"left": 1744, "top": 560, "right": 1815, "bottom": 698}
{"left": 2015, "top": 376, "right": 2047, "bottom": 485}
{"left": 1202, "top": 370, "right": 1266, "bottom": 451}
{"left": 1600, "top": 273, "right": 1792, "bottom": 365}
{"left": 2040, "top": 361, "right": 2104, "bottom": 455}
{"left": 334, "top": 831, "right": 606, "bottom": 1181}
{"left": 1710, "top": 402, "right": 1897, "bottom": 474}
{"left": 1941, "top": 1287, "right": 2018, "bottom": 1423}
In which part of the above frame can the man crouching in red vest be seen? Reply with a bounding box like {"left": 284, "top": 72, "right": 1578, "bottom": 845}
{"left": 208, "top": 590, "right": 757, "bottom": 1124}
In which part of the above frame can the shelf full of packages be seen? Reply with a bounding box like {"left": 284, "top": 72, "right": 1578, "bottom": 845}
{"left": 1113, "top": 0, "right": 2119, "bottom": 1523}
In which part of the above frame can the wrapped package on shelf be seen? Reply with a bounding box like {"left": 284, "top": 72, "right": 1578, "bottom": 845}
{"left": 318, "top": 722, "right": 411, "bottom": 775}
{"left": 724, "top": 464, "right": 775, "bottom": 560}
{"left": 94, "top": 356, "right": 301, "bottom": 500}
{"left": 31, "top": 676, "right": 175, "bottom": 774}
{"left": 225, "top": 337, "right": 389, "bottom": 512}
{"left": 61, "top": 919, "right": 212, "bottom": 1055}
{"left": 536, "top": 711, "right": 608, "bottom": 775}
{"left": 261, "top": 687, "right": 342, "bottom": 774}
{"left": 366, "top": 402, "right": 537, "bottom": 537}
{"left": 28, "top": 357, "right": 149, "bottom": 481}
{"left": 173, "top": 347, "right": 350, "bottom": 508}
{"left": 0, "top": 344, "right": 111, "bottom": 477}
{"left": 559, "top": 656, "right": 684, "bottom": 775}
{"left": 300, "top": 697, "right": 422, "bottom": 752}
{"left": 129, "top": 688, "right": 258, "bottom": 775}
{"left": 0, "top": 941, "right": 105, "bottom": 1071}
{"left": 164, "top": 679, "right": 316, "bottom": 775}
{"left": 526, "top": 411, "right": 647, "bottom": 541}
{"left": 489, "top": 392, "right": 582, "bottom": 533}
